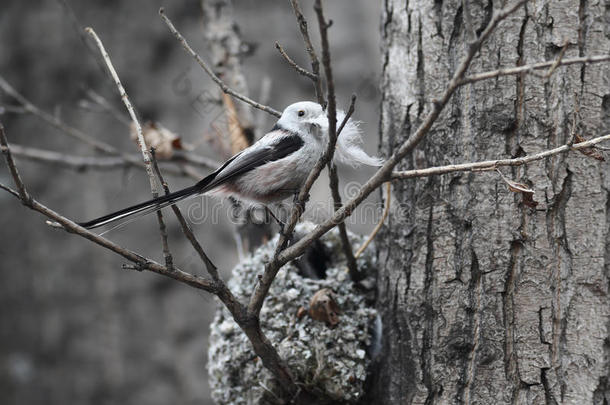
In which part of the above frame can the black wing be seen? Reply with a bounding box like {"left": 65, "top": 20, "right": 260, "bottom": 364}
{"left": 195, "top": 132, "right": 304, "bottom": 192}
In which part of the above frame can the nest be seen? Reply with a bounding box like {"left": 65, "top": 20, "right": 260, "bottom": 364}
{"left": 208, "top": 222, "right": 379, "bottom": 404}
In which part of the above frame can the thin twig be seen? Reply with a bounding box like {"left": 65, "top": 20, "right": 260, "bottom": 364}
{"left": 391, "top": 132, "right": 610, "bottom": 180}
{"left": 150, "top": 147, "right": 220, "bottom": 281}
{"left": 247, "top": 0, "right": 342, "bottom": 316}
{"left": 0, "top": 182, "right": 19, "bottom": 198}
{"left": 329, "top": 163, "right": 359, "bottom": 278}
{"left": 150, "top": 148, "right": 174, "bottom": 270}
{"left": 0, "top": 75, "right": 121, "bottom": 154}
{"left": 6, "top": 143, "right": 217, "bottom": 173}
{"left": 315, "top": 1, "right": 360, "bottom": 281}
{"left": 327, "top": 97, "right": 359, "bottom": 281}
{"left": 355, "top": 182, "right": 391, "bottom": 259}
{"left": 459, "top": 54, "right": 610, "bottom": 85}
{"left": 159, "top": 8, "right": 281, "bottom": 118}
{"left": 268, "top": 0, "right": 532, "bottom": 271}
{"left": 0, "top": 121, "right": 31, "bottom": 204}
{"left": 83, "top": 89, "right": 132, "bottom": 126}
{"left": 8, "top": 144, "right": 130, "bottom": 169}
{"left": 55, "top": 0, "right": 113, "bottom": 84}
{"left": 289, "top": 0, "right": 324, "bottom": 105}
{"left": 0, "top": 75, "right": 203, "bottom": 179}
{"left": 85, "top": 27, "right": 159, "bottom": 195}
{"left": 86, "top": 27, "right": 180, "bottom": 271}
{"left": 275, "top": 42, "right": 317, "bottom": 80}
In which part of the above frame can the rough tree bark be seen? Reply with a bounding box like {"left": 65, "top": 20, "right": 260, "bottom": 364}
{"left": 374, "top": 0, "right": 609, "bottom": 404}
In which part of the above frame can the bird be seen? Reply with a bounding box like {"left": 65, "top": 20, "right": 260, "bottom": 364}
{"left": 78, "top": 101, "right": 381, "bottom": 230}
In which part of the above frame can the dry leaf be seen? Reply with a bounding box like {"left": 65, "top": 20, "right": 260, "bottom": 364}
{"left": 130, "top": 122, "right": 186, "bottom": 159}
{"left": 574, "top": 133, "right": 605, "bottom": 161}
{"left": 497, "top": 170, "right": 538, "bottom": 208}
{"left": 309, "top": 288, "right": 341, "bottom": 328}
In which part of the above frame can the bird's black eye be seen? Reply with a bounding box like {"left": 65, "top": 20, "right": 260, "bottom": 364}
{"left": 298, "top": 110, "right": 305, "bottom": 117}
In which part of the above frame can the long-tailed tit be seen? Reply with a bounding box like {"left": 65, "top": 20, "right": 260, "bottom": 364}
{"left": 79, "top": 101, "right": 381, "bottom": 230}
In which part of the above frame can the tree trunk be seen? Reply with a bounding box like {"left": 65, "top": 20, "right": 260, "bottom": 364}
{"left": 374, "top": 0, "right": 609, "bottom": 404}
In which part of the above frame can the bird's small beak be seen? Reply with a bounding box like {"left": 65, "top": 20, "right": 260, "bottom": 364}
{"left": 307, "top": 115, "right": 328, "bottom": 129}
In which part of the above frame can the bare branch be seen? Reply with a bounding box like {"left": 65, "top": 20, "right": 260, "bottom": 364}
{"left": 158, "top": 8, "right": 281, "bottom": 118}
{"left": 0, "top": 122, "right": 31, "bottom": 204}
{"left": 150, "top": 148, "right": 174, "bottom": 270}
{"left": 82, "top": 89, "right": 132, "bottom": 126}
{"left": 391, "top": 132, "right": 610, "bottom": 180}
{"left": 85, "top": 27, "right": 159, "bottom": 194}
{"left": 86, "top": 27, "right": 183, "bottom": 272}
{"left": 459, "top": 54, "right": 610, "bottom": 85}
{"left": 314, "top": 1, "right": 360, "bottom": 280}
{"left": 355, "top": 182, "right": 391, "bottom": 259}
{"left": 0, "top": 75, "right": 205, "bottom": 179}
{"left": 327, "top": 96, "right": 359, "bottom": 281}
{"left": 0, "top": 74, "right": 121, "bottom": 154}
{"left": 7, "top": 143, "right": 217, "bottom": 174}
{"left": 150, "top": 147, "right": 220, "bottom": 282}
{"left": 275, "top": 42, "right": 317, "bottom": 80}
{"left": 0, "top": 182, "right": 19, "bottom": 199}
{"left": 55, "top": 0, "right": 111, "bottom": 83}
{"left": 0, "top": 126, "right": 215, "bottom": 292}
{"left": 8, "top": 144, "right": 130, "bottom": 169}
{"left": 289, "top": 0, "right": 324, "bottom": 104}
{"left": 329, "top": 163, "right": 359, "bottom": 278}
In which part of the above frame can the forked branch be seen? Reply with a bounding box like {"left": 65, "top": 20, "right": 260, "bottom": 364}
{"left": 159, "top": 8, "right": 281, "bottom": 118}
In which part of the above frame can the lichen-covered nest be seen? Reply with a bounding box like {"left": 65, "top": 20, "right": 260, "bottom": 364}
{"left": 208, "top": 222, "right": 379, "bottom": 404}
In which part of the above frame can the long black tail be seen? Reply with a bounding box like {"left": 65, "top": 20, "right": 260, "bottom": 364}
{"left": 78, "top": 184, "right": 201, "bottom": 230}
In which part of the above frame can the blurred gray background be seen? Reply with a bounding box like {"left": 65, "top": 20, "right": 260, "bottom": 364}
{"left": 0, "top": 1, "right": 381, "bottom": 404}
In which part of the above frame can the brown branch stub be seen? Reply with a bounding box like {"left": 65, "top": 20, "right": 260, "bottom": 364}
{"left": 0, "top": 121, "right": 31, "bottom": 205}
{"left": 158, "top": 8, "right": 281, "bottom": 118}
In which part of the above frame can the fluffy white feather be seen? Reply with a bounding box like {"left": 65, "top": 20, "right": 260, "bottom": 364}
{"left": 334, "top": 110, "right": 383, "bottom": 167}
{"left": 312, "top": 109, "right": 383, "bottom": 167}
